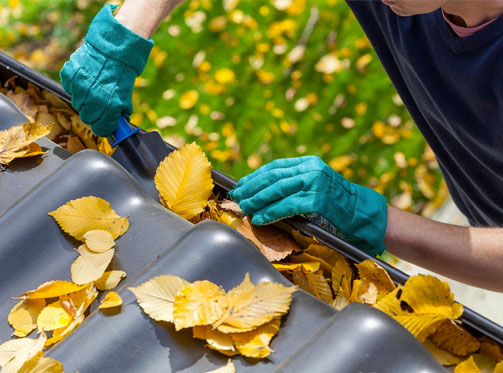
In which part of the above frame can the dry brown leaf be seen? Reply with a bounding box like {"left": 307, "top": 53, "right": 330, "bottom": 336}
{"left": 71, "top": 244, "right": 115, "bottom": 285}
{"left": 218, "top": 199, "right": 244, "bottom": 216}
{"left": 429, "top": 320, "right": 480, "bottom": 356}
{"left": 236, "top": 217, "right": 300, "bottom": 261}
{"left": 95, "top": 270, "right": 126, "bottom": 291}
{"left": 83, "top": 230, "right": 115, "bottom": 253}
{"left": 6, "top": 90, "right": 38, "bottom": 119}
{"left": 356, "top": 259, "right": 396, "bottom": 294}
{"left": 292, "top": 266, "right": 333, "bottom": 304}
{"left": 99, "top": 292, "right": 122, "bottom": 309}
{"left": 66, "top": 135, "right": 85, "bottom": 154}
{"left": 48, "top": 196, "right": 129, "bottom": 241}
{"left": 129, "top": 275, "right": 190, "bottom": 323}
{"left": 173, "top": 280, "right": 228, "bottom": 331}
{"left": 155, "top": 142, "right": 214, "bottom": 219}
{"left": 0, "top": 122, "right": 52, "bottom": 165}
{"left": 8, "top": 299, "right": 46, "bottom": 337}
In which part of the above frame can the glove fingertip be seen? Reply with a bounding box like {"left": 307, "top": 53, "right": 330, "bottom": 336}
{"left": 250, "top": 214, "right": 269, "bottom": 226}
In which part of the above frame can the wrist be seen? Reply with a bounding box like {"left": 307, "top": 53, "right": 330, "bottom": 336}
{"left": 114, "top": 0, "right": 183, "bottom": 39}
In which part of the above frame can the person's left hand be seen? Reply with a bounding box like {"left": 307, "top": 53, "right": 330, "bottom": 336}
{"left": 229, "top": 156, "right": 388, "bottom": 256}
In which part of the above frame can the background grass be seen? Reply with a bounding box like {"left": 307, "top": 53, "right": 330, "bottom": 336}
{"left": 0, "top": 0, "right": 446, "bottom": 216}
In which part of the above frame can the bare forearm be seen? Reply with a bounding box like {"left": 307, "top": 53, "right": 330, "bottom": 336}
{"left": 384, "top": 206, "right": 503, "bottom": 291}
{"left": 114, "top": 0, "right": 184, "bottom": 38}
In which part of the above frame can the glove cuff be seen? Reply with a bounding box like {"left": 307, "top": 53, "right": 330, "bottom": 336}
{"left": 85, "top": 4, "right": 154, "bottom": 76}
{"left": 350, "top": 184, "right": 388, "bottom": 256}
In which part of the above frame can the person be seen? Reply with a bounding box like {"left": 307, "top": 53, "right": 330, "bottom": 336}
{"left": 60, "top": 0, "right": 503, "bottom": 291}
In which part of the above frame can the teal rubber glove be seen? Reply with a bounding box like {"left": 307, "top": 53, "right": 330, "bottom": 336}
{"left": 230, "top": 156, "right": 388, "bottom": 256}
{"left": 60, "top": 5, "right": 153, "bottom": 137}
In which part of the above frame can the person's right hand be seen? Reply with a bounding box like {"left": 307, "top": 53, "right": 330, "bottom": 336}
{"left": 60, "top": 4, "right": 154, "bottom": 137}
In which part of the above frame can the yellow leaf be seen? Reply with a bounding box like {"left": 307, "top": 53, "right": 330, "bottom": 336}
{"left": 173, "top": 280, "right": 228, "bottom": 330}
{"left": 45, "top": 315, "right": 83, "bottom": 347}
{"left": 154, "top": 142, "right": 214, "bottom": 219}
{"left": 231, "top": 318, "right": 281, "bottom": 358}
{"left": 454, "top": 354, "right": 498, "bottom": 373}
{"left": 45, "top": 286, "right": 96, "bottom": 345}
{"left": 292, "top": 266, "right": 333, "bottom": 304}
{"left": 204, "top": 360, "right": 236, "bottom": 373}
{"left": 59, "top": 284, "right": 97, "bottom": 319}
{"left": 99, "top": 291, "right": 122, "bottom": 309}
{"left": 8, "top": 299, "right": 46, "bottom": 337}
{"left": 304, "top": 244, "right": 345, "bottom": 268}
{"left": 272, "top": 261, "right": 320, "bottom": 272}
{"left": 17, "top": 281, "right": 87, "bottom": 300}
{"left": 48, "top": 196, "right": 129, "bottom": 240}
{"left": 331, "top": 295, "right": 350, "bottom": 311}
{"left": 83, "top": 230, "right": 115, "bottom": 253}
{"left": 331, "top": 256, "right": 353, "bottom": 299}
{"left": 0, "top": 332, "right": 46, "bottom": 373}
{"left": 423, "top": 339, "right": 462, "bottom": 366}
{"left": 19, "top": 356, "right": 63, "bottom": 373}
{"left": 95, "top": 270, "right": 126, "bottom": 291}
{"left": 495, "top": 361, "right": 503, "bottom": 373}
{"left": 129, "top": 275, "right": 190, "bottom": 323}
{"left": 15, "top": 142, "right": 44, "bottom": 159}
{"left": 71, "top": 244, "right": 115, "bottom": 285}
{"left": 0, "top": 122, "right": 52, "bottom": 165}
{"left": 214, "top": 274, "right": 296, "bottom": 332}
{"left": 97, "top": 137, "right": 115, "bottom": 156}
{"left": 193, "top": 326, "right": 237, "bottom": 354}
{"left": 357, "top": 281, "right": 378, "bottom": 305}
{"left": 290, "top": 253, "right": 332, "bottom": 277}
{"left": 291, "top": 230, "right": 318, "bottom": 250}
{"left": 374, "top": 275, "right": 463, "bottom": 342}
{"left": 37, "top": 300, "right": 73, "bottom": 331}
{"left": 429, "top": 320, "right": 480, "bottom": 356}
{"left": 356, "top": 259, "right": 396, "bottom": 293}
{"left": 236, "top": 217, "right": 300, "bottom": 262}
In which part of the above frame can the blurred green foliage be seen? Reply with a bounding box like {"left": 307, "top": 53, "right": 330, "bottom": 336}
{"left": 0, "top": 0, "right": 445, "bottom": 215}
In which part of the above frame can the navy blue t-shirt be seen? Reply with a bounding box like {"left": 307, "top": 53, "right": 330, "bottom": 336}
{"left": 347, "top": 1, "right": 503, "bottom": 226}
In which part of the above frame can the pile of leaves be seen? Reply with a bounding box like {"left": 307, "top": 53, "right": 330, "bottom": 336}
{"left": 0, "top": 121, "right": 53, "bottom": 169}
{"left": 0, "top": 196, "right": 129, "bottom": 372}
{"left": 154, "top": 142, "right": 503, "bottom": 372}
{"left": 0, "top": 76, "right": 114, "bottom": 156}
{"left": 130, "top": 273, "right": 296, "bottom": 358}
